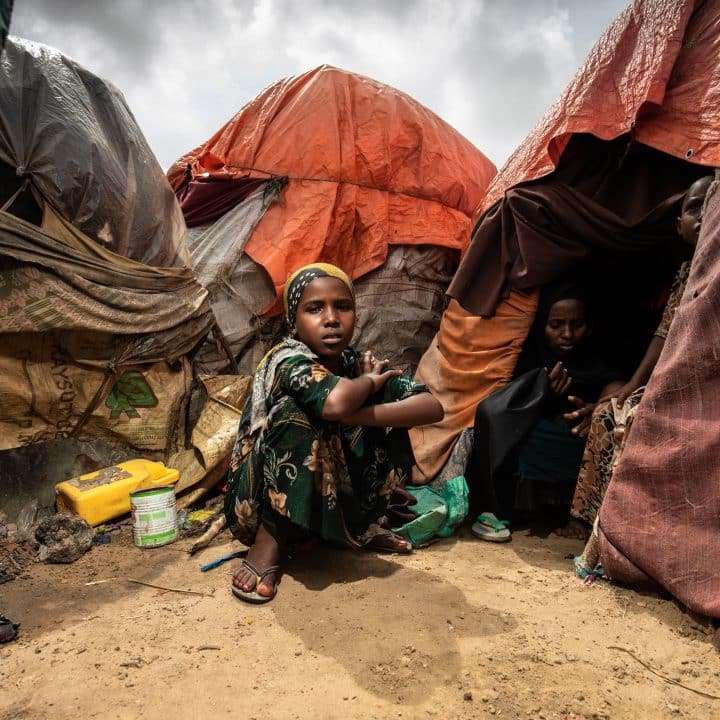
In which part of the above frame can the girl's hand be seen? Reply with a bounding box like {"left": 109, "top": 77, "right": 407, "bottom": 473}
{"left": 323, "top": 353, "right": 402, "bottom": 422}
{"left": 360, "top": 349, "right": 377, "bottom": 375}
{"left": 365, "top": 364, "right": 403, "bottom": 393}
{"left": 546, "top": 361, "right": 572, "bottom": 397}
{"left": 603, "top": 381, "right": 638, "bottom": 408}
{"left": 563, "top": 396, "right": 595, "bottom": 437}
{"left": 360, "top": 351, "right": 402, "bottom": 392}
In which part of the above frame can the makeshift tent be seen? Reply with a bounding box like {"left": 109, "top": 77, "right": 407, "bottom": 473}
{"left": 167, "top": 65, "right": 496, "bottom": 374}
{"left": 410, "top": 0, "right": 720, "bottom": 621}
{"left": 411, "top": 0, "right": 719, "bottom": 479}
{"left": 0, "top": 38, "right": 231, "bottom": 520}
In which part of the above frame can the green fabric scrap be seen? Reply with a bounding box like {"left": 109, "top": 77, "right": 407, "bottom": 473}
{"left": 393, "top": 475, "right": 469, "bottom": 545}
{"left": 436, "top": 474, "right": 469, "bottom": 537}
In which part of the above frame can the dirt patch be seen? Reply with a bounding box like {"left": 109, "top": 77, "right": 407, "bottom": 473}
{"left": 1, "top": 524, "right": 719, "bottom": 719}
{"left": 0, "top": 538, "right": 37, "bottom": 584}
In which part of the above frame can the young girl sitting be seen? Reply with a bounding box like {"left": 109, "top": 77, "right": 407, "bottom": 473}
{"left": 466, "top": 282, "right": 613, "bottom": 543}
{"left": 224, "top": 263, "right": 443, "bottom": 603}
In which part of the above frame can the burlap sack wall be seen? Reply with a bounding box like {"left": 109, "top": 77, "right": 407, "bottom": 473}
{"left": 0, "top": 330, "right": 192, "bottom": 456}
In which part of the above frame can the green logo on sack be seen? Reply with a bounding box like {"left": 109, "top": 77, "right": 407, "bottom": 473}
{"left": 105, "top": 371, "right": 158, "bottom": 419}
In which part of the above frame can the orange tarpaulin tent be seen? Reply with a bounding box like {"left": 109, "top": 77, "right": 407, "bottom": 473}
{"left": 168, "top": 65, "right": 496, "bottom": 315}
{"left": 474, "top": 0, "right": 719, "bottom": 223}
{"left": 410, "top": 0, "right": 720, "bottom": 482}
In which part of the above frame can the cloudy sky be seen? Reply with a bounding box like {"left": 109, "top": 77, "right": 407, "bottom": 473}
{"left": 11, "top": 0, "right": 629, "bottom": 171}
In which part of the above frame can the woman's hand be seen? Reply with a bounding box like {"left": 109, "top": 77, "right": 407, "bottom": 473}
{"left": 562, "top": 396, "right": 596, "bottom": 437}
{"left": 546, "top": 361, "right": 572, "bottom": 397}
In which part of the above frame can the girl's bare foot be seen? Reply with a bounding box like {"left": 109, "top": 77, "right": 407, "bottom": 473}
{"left": 365, "top": 530, "right": 412, "bottom": 554}
{"left": 232, "top": 523, "right": 282, "bottom": 598}
{"left": 554, "top": 518, "right": 591, "bottom": 541}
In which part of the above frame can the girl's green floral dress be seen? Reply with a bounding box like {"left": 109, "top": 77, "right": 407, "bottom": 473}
{"left": 224, "top": 345, "right": 426, "bottom": 548}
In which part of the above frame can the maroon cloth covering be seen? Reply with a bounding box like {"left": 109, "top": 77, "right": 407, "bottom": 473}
{"left": 176, "top": 175, "right": 268, "bottom": 227}
{"left": 598, "top": 180, "right": 720, "bottom": 619}
{"left": 448, "top": 135, "right": 708, "bottom": 318}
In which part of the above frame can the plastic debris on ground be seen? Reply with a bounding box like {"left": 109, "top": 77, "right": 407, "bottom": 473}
{"left": 0, "top": 615, "right": 19, "bottom": 643}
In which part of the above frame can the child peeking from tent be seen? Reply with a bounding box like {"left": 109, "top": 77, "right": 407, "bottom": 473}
{"left": 223, "top": 263, "right": 443, "bottom": 603}
{"left": 561, "top": 174, "right": 715, "bottom": 547}
{"left": 466, "top": 282, "right": 616, "bottom": 543}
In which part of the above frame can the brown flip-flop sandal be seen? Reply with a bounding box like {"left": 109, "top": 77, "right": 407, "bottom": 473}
{"left": 231, "top": 559, "right": 280, "bottom": 604}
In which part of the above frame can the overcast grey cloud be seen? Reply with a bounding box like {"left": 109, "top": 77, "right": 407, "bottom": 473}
{"left": 11, "top": 0, "right": 629, "bottom": 170}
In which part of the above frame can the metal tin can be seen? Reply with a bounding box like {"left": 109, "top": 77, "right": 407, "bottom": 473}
{"left": 130, "top": 486, "right": 178, "bottom": 548}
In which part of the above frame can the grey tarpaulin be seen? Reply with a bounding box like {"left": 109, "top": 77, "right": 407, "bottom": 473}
{"left": 0, "top": 37, "right": 189, "bottom": 267}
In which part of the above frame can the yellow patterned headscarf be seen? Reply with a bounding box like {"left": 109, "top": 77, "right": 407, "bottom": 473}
{"left": 283, "top": 263, "right": 355, "bottom": 329}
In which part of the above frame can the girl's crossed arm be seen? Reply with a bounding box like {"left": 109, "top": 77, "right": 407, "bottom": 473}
{"left": 320, "top": 363, "right": 402, "bottom": 421}
{"left": 341, "top": 392, "right": 443, "bottom": 428}
{"left": 320, "top": 355, "right": 443, "bottom": 427}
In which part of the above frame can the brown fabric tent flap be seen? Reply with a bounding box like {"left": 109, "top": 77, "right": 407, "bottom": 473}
{"left": 409, "top": 291, "right": 537, "bottom": 483}
{"left": 0, "top": 210, "right": 215, "bottom": 364}
{"left": 449, "top": 138, "right": 706, "bottom": 317}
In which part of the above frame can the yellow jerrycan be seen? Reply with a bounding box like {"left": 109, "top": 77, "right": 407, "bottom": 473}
{"left": 55, "top": 459, "right": 180, "bottom": 527}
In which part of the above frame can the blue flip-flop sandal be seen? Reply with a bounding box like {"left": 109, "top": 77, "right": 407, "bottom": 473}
{"left": 471, "top": 512, "right": 511, "bottom": 543}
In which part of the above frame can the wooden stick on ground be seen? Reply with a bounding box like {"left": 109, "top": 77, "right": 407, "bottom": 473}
{"left": 608, "top": 646, "right": 720, "bottom": 700}
{"left": 188, "top": 515, "right": 227, "bottom": 556}
{"left": 126, "top": 578, "right": 211, "bottom": 597}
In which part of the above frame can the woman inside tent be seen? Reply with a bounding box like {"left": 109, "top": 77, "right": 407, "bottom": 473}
{"left": 559, "top": 174, "right": 715, "bottom": 546}
{"left": 466, "top": 281, "right": 616, "bottom": 543}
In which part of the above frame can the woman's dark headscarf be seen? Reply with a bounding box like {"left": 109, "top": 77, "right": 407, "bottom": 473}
{"left": 515, "top": 279, "right": 611, "bottom": 403}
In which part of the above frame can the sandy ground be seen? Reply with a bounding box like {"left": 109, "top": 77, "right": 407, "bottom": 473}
{"left": 1, "top": 523, "right": 719, "bottom": 720}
